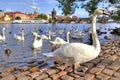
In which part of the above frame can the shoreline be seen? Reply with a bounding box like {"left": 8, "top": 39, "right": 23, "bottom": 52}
{"left": 0, "top": 39, "right": 120, "bottom": 80}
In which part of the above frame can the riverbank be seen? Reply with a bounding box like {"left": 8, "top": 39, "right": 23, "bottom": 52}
{"left": 0, "top": 21, "right": 12, "bottom": 24}
{"left": 0, "top": 39, "right": 120, "bottom": 80}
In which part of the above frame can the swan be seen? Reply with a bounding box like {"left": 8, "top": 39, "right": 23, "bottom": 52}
{"left": 71, "top": 31, "right": 85, "bottom": 39}
{"left": 32, "top": 32, "right": 43, "bottom": 49}
{"left": 32, "top": 32, "right": 48, "bottom": 49}
{"left": 14, "top": 28, "right": 25, "bottom": 41}
{"left": 49, "top": 31, "right": 70, "bottom": 46}
{"left": 43, "top": 8, "right": 109, "bottom": 73}
{"left": 0, "top": 28, "right": 6, "bottom": 42}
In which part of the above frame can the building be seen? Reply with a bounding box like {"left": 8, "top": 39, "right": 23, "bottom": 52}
{"left": 14, "top": 11, "right": 29, "bottom": 20}
{"left": 51, "top": 8, "right": 56, "bottom": 22}
{"left": 0, "top": 10, "right": 5, "bottom": 20}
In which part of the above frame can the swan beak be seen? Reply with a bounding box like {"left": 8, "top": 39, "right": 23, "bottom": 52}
{"left": 103, "top": 11, "right": 110, "bottom": 16}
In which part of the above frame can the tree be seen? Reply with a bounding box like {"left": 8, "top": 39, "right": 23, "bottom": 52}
{"left": 36, "top": 14, "right": 48, "bottom": 20}
{"left": 108, "top": 0, "right": 120, "bottom": 22}
{"left": 56, "top": 0, "right": 84, "bottom": 16}
{"left": 81, "top": 0, "right": 100, "bottom": 16}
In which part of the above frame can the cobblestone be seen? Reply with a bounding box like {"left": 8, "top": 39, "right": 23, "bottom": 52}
{"left": 0, "top": 40, "right": 120, "bottom": 80}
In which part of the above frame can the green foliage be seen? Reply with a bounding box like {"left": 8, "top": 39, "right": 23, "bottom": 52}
{"left": 36, "top": 14, "right": 48, "bottom": 20}
{"left": 109, "top": 0, "right": 119, "bottom": 4}
{"left": 111, "top": 9, "right": 120, "bottom": 21}
{"left": 81, "top": 0, "right": 100, "bottom": 16}
{"left": 49, "top": 18, "right": 52, "bottom": 23}
{"left": 56, "top": 0, "right": 82, "bottom": 16}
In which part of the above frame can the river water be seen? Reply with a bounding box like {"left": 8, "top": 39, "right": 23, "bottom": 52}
{"left": 0, "top": 23, "right": 119, "bottom": 70}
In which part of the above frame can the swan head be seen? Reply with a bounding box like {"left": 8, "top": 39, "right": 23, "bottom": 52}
{"left": 67, "top": 31, "right": 70, "bottom": 35}
{"left": 3, "top": 28, "right": 5, "bottom": 31}
{"left": 94, "top": 8, "right": 110, "bottom": 16}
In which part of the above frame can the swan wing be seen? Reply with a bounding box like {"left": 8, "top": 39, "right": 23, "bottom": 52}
{"left": 50, "top": 43, "right": 98, "bottom": 64}
{"left": 33, "top": 39, "right": 42, "bottom": 49}
{"left": 55, "top": 37, "right": 66, "bottom": 43}
{"left": 49, "top": 41, "right": 59, "bottom": 45}
{"left": 14, "top": 34, "right": 21, "bottom": 40}
{"left": 0, "top": 35, "right": 3, "bottom": 40}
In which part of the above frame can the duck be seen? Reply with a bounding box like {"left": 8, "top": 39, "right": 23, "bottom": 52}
{"left": 43, "top": 8, "right": 109, "bottom": 74}
{"left": 49, "top": 31, "right": 70, "bottom": 46}
{"left": 0, "top": 28, "right": 6, "bottom": 42}
{"left": 14, "top": 28, "right": 25, "bottom": 41}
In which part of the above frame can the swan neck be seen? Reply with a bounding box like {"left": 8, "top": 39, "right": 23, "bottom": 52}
{"left": 3, "top": 29, "right": 5, "bottom": 37}
{"left": 34, "top": 34, "right": 37, "bottom": 41}
{"left": 66, "top": 32, "right": 69, "bottom": 43}
{"left": 22, "top": 30, "right": 24, "bottom": 38}
{"left": 48, "top": 29, "right": 51, "bottom": 40}
{"left": 92, "top": 14, "right": 100, "bottom": 50}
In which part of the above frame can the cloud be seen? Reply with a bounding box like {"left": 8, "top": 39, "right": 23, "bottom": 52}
{"left": 25, "top": 0, "right": 38, "bottom": 9}
{"left": 5, "top": 9, "right": 13, "bottom": 12}
{"left": 45, "top": 0, "right": 56, "bottom": 4}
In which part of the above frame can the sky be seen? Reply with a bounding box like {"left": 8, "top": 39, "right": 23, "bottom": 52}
{"left": 0, "top": 0, "right": 111, "bottom": 18}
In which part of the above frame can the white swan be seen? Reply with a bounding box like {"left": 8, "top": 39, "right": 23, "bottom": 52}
{"left": 32, "top": 32, "right": 48, "bottom": 49}
{"left": 49, "top": 31, "right": 70, "bottom": 46}
{"left": 71, "top": 31, "right": 85, "bottom": 39}
{"left": 33, "top": 28, "right": 51, "bottom": 40}
{"left": 0, "top": 28, "right": 6, "bottom": 42}
{"left": 14, "top": 28, "right": 25, "bottom": 41}
{"left": 43, "top": 8, "right": 109, "bottom": 73}
{"left": 32, "top": 33, "right": 43, "bottom": 49}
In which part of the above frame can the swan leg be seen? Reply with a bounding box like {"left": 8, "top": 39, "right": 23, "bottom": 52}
{"left": 73, "top": 63, "right": 81, "bottom": 74}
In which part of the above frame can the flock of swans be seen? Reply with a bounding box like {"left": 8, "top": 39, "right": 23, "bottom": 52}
{"left": 0, "top": 8, "right": 109, "bottom": 74}
{"left": 0, "top": 24, "right": 86, "bottom": 50}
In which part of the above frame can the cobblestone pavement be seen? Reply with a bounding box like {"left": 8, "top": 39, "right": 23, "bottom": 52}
{"left": 0, "top": 40, "right": 120, "bottom": 80}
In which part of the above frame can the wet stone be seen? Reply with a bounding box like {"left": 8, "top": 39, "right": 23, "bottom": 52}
{"left": 60, "top": 75, "right": 74, "bottom": 80}
{"left": 0, "top": 73, "right": 12, "bottom": 78}
{"left": 113, "top": 72, "right": 120, "bottom": 78}
{"left": 43, "top": 78, "right": 52, "bottom": 80}
{"left": 17, "top": 76, "right": 31, "bottom": 80}
{"left": 14, "top": 71, "right": 30, "bottom": 78}
{"left": 108, "top": 77, "right": 120, "bottom": 80}
{"left": 19, "top": 66, "right": 30, "bottom": 72}
{"left": 0, "top": 66, "right": 19, "bottom": 73}
{"left": 58, "top": 71, "right": 67, "bottom": 77}
{"left": 50, "top": 74, "right": 60, "bottom": 80}
{"left": 83, "top": 62, "right": 94, "bottom": 69}
{"left": 96, "top": 73, "right": 110, "bottom": 80}
{"left": 40, "top": 68, "right": 49, "bottom": 73}
{"left": 46, "top": 69, "right": 58, "bottom": 75}
{"left": 56, "top": 65, "right": 67, "bottom": 71}
{"left": 0, "top": 74, "right": 15, "bottom": 80}
{"left": 89, "top": 58, "right": 102, "bottom": 65}
{"left": 89, "top": 67, "right": 104, "bottom": 75}
{"left": 107, "top": 64, "right": 120, "bottom": 71}
{"left": 84, "top": 73, "right": 95, "bottom": 80}
{"left": 77, "top": 66, "right": 88, "bottom": 73}
{"left": 34, "top": 73, "right": 48, "bottom": 80}
{"left": 65, "top": 66, "right": 73, "bottom": 73}
{"left": 102, "top": 68, "right": 115, "bottom": 76}
{"left": 27, "top": 72, "right": 41, "bottom": 78}
{"left": 69, "top": 73, "right": 80, "bottom": 78}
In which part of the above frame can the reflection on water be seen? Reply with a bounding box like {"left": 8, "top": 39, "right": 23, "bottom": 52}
{"left": 0, "top": 23, "right": 120, "bottom": 70}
